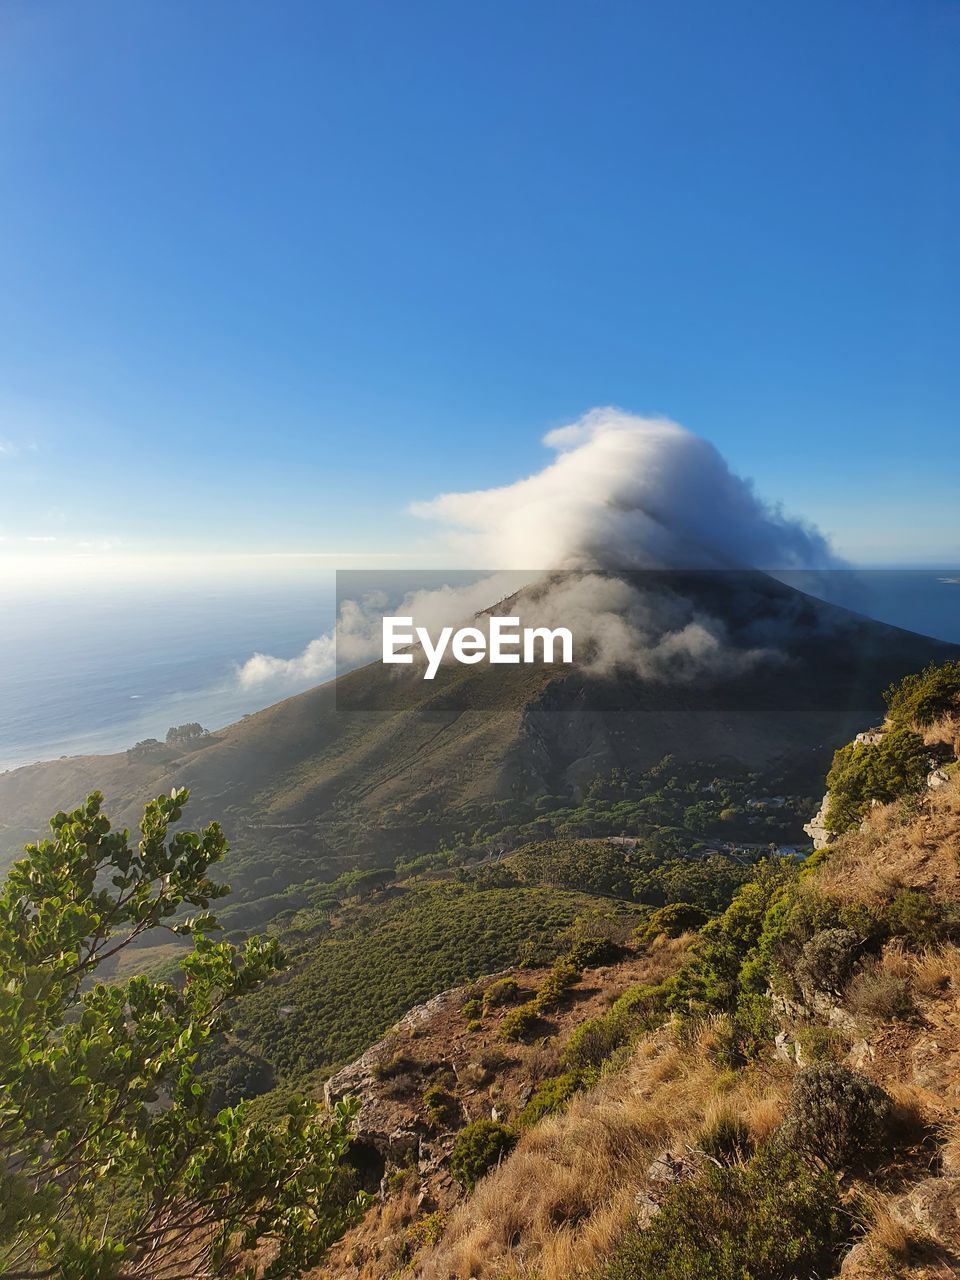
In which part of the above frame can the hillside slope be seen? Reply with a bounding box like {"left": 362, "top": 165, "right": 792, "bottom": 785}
{"left": 2, "top": 574, "right": 956, "bottom": 913}
{"left": 309, "top": 712, "right": 960, "bottom": 1280}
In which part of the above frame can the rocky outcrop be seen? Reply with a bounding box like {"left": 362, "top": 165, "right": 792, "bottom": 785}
{"left": 803, "top": 792, "right": 834, "bottom": 850}
{"left": 324, "top": 984, "right": 469, "bottom": 1166}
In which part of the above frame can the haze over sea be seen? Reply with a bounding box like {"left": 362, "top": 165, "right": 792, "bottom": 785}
{"left": 1, "top": 570, "right": 958, "bottom": 774}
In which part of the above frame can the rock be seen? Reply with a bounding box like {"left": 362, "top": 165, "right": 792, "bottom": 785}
{"left": 928, "top": 767, "right": 951, "bottom": 790}
{"left": 847, "top": 1038, "right": 875, "bottom": 1070}
{"left": 896, "top": 1177, "right": 960, "bottom": 1246}
{"left": 855, "top": 727, "right": 886, "bottom": 746}
{"left": 803, "top": 793, "right": 834, "bottom": 850}
{"left": 647, "top": 1149, "right": 699, "bottom": 1186}
{"left": 634, "top": 1190, "right": 660, "bottom": 1227}
{"left": 774, "top": 1031, "right": 799, "bottom": 1064}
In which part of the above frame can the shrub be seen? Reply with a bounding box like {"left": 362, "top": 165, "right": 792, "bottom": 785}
{"left": 709, "top": 994, "right": 775, "bottom": 1068}
{"left": 498, "top": 1002, "right": 541, "bottom": 1042}
{"left": 562, "top": 983, "right": 668, "bottom": 1070}
{"left": 482, "top": 977, "right": 521, "bottom": 1011}
{"left": 449, "top": 1120, "right": 516, "bottom": 1190}
{"left": 382, "top": 1072, "right": 419, "bottom": 1100}
{"left": 885, "top": 659, "right": 960, "bottom": 728}
{"left": 845, "top": 961, "right": 916, "bottom": 1023}
{"left": 795, "top": 928, "right": 860, "bottom": 996}
{"left": 371, "top": 1051, "right": 419, "bottom": 1081}
{"left": 795, "top": 1024, "right": 844, "bottom": 1063}
{"left": 519, "top": 1068, "right": 597, "bottom": 1127}
{"left": 825, "top": 729, "right": 928, "bottom": 834}
{"left": 562, "top": 1014, "right": 625, "bottom": 1069}
{"left": 780, "top": 1064, "right": 894, "bottom": 1170}
{"left": 534, "top": 960, "right": 582, "bottom": 1012}
{"left": 422, "top": 1083, "right": 460, "bottom": 1128}
{"left": 478, "top": 1047, "right": 513, "bottom": 1072}
{"left": 885, "top": 890, "right": 952, "bottom": 948}
{"left": 565, "top": 936, "right": 624, "bottom": 968}
{"left": 605, "top": 1145, "right": 846, "bottom": 1280}
{"left": 636, "top": 901, "right": 710, "bottom": 943}
{"left": 461, "top": 996, "right": 483, "bottom": 1020}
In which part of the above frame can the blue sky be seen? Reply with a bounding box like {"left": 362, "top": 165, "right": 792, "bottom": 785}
{"left": 0, "top": 0, "right": 957, "bottom": 575}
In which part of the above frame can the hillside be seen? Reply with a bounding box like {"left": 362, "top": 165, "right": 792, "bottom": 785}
{"left": 301, "top": 682, "right": 960, "bottom": 1280}
{"left": 1, "top": 572, "right": 956, "bottom": 933}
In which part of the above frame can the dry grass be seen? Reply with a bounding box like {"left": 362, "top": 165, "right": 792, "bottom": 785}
{"left": 911, "top": 946, "right": 960, "bottom": 1001}
{"left": 847, "top": 956, "right": 917, "bottom": 1024}
{"left": 413, "top": 1029, "right": 792, "bottom": 1280}
{"left": 818, "top": 773, "right": 960, "bottom": 910}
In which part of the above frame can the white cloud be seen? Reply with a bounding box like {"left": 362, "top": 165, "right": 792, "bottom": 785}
{"left": 410, "top": 407, "right": 837, "bottom": 572}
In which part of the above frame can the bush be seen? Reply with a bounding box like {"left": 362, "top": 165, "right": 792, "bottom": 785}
{"left": 562, "top": 1014, "right": 625, "bottom": 1069}
{"left": 562, "top": 983, "right": 668, "bottom": 1070}
{"left": 795, "top": 1024, "right": 844, "bottom": 1063}
{"left": 482, "top": 977, "right": 521, "bottom": 1011}
{"left": 532, "top": 960, "right": 581, "bottom": 1013}
{"left": 498, "top": 1002, "right": 542, "bottom": 1042}
{"left": 519, "top": 1068, "right": 596, "bottom": 1127}
{"left": 709, "top": 994, "right": 775, "bottom": 1069}
{"left": 565, "top": 936, "right": 624, "bottom": 968}
{"left": 885, "top": 659, "right": 960, "bottom": 728}
{"left": 461, "top": 996, "right": 483, "bottom": 1020}
{"left": 780, "top": 1064, "right": 894, "bottom": 1170}
{"left": 845, "top": 961, "right": 916, "bottom": 1023}
{"left": 371, "top": 1052, "right": 419, "bottom": 1081}
{"left": 636, "top": 901, "right": 710, "bottom": 943}
{"left": 450, "top": 1120, "right": 516, "bottom": 1190}
{"left": 885, "top": 890, "right": 952, "bottom": 948}
{"left": 825, "top": 729, "right": 928, "bottom": 834}
{"left": 422, "top": 1083, "right": 460, "bottom": 1128}
{"left": 795, "top": 928, "right": 860, "bottom": 996}
{"left": 605, "top": 1145, "right": 846, "bottom": 1280}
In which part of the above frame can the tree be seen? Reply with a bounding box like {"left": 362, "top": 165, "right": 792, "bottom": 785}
{"left": 165, "top": 724, "right": 209, "bottom": 748}
{"left": 0, "top": 790, "right": 365, "bottom": 1280}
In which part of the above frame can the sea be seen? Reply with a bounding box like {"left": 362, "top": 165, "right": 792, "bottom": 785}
{"left": 0, "top": 569, "right": 958, "bottom": 773}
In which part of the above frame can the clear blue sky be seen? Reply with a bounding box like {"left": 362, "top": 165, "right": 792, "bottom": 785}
{"left": 0, "top": 0, "right": 957, "bottom": 573}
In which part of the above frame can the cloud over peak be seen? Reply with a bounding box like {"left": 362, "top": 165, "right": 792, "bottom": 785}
{"left": 410, "top": 408, "right": 837, "bottom": 572}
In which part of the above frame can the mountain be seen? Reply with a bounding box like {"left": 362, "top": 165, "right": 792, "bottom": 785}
{"left": 311, "top": 715, "right": 960, "bottom": 1280}
{"left": 1, "top": 571, "right": 956, "bottom": 917}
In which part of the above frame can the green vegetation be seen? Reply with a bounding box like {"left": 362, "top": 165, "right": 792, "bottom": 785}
{"left": 482, "top": 976, "right": 521, "bottom": 1011}
{"left": 780, "top": 1065, "right": 894, "bottom": 1170}
{"left": 0, "top": 791, "right": 364, "bottom": 1280}
{"left": 519, "top": 1068, "right": 597, "bottom": 1127}
{"left": 885, "top": 658, "right": 960, "bottom": 728}
{"left": 825, "top": 727, "right": 928, "bottom": 833}
{"left": 562, "top": 983, "right": 669, "bottom": 1071}
{"left": 635, "top": 901, "right": 709, "bottom": 942}
{"left": 508, "top": 840, "right": 756, "bottom": 913}
{"left": 606, "top": 1146, "right": 846, "bottom": 1280}
{"left": 498, "top": 1001, "right": 542, "bottom": 1043}
{"left": 449, "top": 1120, "right": 517, "bottom": 1190}
{"left": 229, "top": 883, "right": 636, "bottom": 1085}
{"left": 422, "top": 1083, "right": 461, "bottom": 1128}
{"left": 695, "top": 1111, "right": 752, "bottom": 1165}
{"left": 565, "top": 935, "right": 624, "bottom": 967}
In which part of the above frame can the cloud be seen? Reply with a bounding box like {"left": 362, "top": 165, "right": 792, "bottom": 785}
{"left": 236, "top": 574, "right": 523, "bottom": 688}
{"left": 237, "top": 409, "right": 839, "bottom": 691}
{"left": 410, "top": 408, "right": 837, "bottom": 572}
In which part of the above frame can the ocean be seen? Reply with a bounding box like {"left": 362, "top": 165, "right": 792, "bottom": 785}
{"left": 0, "top": 569, "right": 958, "bottom": 773}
